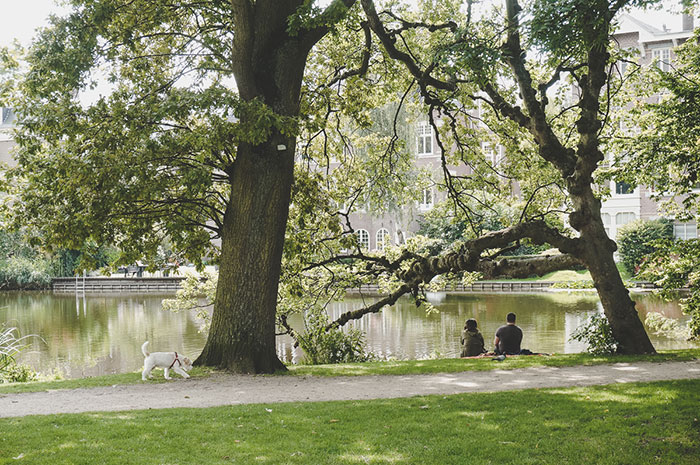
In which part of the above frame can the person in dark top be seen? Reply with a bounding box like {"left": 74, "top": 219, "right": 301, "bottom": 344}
{"left": 461, "top": 318, "right": 485, "bottom": 357}
{"left": 494, "top": 312, "right": 523, "bottom": 355}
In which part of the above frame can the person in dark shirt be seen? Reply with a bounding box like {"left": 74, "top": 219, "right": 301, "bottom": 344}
{"left": 494, "top": 312, "right": 523, "bottom": 355}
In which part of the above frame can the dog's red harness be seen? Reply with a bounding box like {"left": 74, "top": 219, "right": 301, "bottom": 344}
{"left": 169, "top": 352, "right": 182, "bottom": 369}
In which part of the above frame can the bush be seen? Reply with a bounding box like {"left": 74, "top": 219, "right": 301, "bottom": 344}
{"left": 645, "top": 311, "right": 690, "bottom": 340}
{"left": 296, "top": 309, "right": 373, "bottom": 365}
{"left": 570, "top": 313, "right": 618, "bottom": 355}
{"left": 0, "top": 256, "right": 52, "bottom": 290}
{"left": 0, "top": 362, "right": 38, "bottom": 383}
{"left": 638, "top": 239, "right": 700, "bottom": 339}
{"left": 616, "top": 218, "right": 674, "bottom": 275}
{"left": 1, "top": 325, "right": 38, "bottom": 383}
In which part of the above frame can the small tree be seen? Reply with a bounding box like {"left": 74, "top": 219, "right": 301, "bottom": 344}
{"left": 616, "top": 218, "right": 674, "bottom": 275}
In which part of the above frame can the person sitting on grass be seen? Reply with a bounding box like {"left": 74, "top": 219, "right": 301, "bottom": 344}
{"left": 461, "top": 318, "right": 486, "bottom": 357}
{"left": 494, "top": 312, "right": 523, "bottom": 355}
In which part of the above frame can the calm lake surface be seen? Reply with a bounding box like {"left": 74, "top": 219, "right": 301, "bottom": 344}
{"left": 2, "top": 291, "right": 697, "bottom": 378}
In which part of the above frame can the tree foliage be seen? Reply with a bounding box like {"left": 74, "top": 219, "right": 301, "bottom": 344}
{"left": 1, "top": 0, "right": 669, "bottom": 367}
{"left": 638, "top": 239, "right": 700, "bottom": 339}
{"left": 618, "top": 27, "right": 700, "bottom": 218}
{"left": 616, "top": 218, "right": 674, "bottom": 275}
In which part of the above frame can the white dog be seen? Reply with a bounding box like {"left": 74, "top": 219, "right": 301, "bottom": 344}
{"left": 141, "top": 341, "right": 192, "bottom": 380}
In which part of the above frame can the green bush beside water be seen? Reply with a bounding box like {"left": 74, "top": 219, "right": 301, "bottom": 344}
{"left": 0, "top": 256, "right": 52, "bottom": 290}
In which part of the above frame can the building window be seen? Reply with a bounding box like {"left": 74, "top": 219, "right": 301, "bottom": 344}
{"left": 674, "top": 223, "right": 697, "bottom": 240}
{"left": 615, "top": 212, "right": 636, "bottom": 227}
{"left": 615, "top": 181, "right": 633, "bottom": 195}
{"left": 376, "top": 228, "right": 391, "bottom": 252}
{"left": 652, "top": 48, "right": 671, "bottom": 72}
{"left": 619, "top": 60, "right": 628, "bottom": 76}
{"left": 416, "top": 121, "right": 433, "bottom": 156}
{"left": 356, "top": 229, "right": 369, "bottom": 250}
{"left": 420, "top": 188, "right": 434, "bottom": 210}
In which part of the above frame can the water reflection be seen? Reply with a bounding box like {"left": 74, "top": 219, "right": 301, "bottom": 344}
{"left": 0, "top": 292, "right": 207, "bottom": 379}
{"left": 1, "top": 291, "right": 697, "bottom": 378}
{"left": 278, "top": 292, "right": 699, "bottom": 362}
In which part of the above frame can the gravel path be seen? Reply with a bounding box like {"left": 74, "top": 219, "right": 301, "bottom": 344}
{"left": 1, "top": 360, "right": 699, "bottom": 418}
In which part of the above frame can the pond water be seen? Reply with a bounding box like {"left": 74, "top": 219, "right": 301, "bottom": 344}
{"left": 2, "top": 291, "right": 697, "bottom": 378}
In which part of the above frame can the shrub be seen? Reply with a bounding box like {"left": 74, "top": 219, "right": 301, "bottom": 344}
{"left": 645, "top": 311, "right": 690, "bottom": 340}
{"left": 570, "top": 313, "right": 618, "bottom": 354}
{"left": 1, "top": 325, "right": 38, "bottom": 383}
{"left": 0, "top": 256, "right": 52, "bottom": 290}
{"left": 616, "top": 218, "right": 674, "bottom": 275}
{"left": 1, "top": 362, "right": 38, "bottom": 383}
{"left": 638, "top": 239, "right": 700, "bottom": 339}
{"left": 296, "top": 309, "right": 373, "bottom": 365}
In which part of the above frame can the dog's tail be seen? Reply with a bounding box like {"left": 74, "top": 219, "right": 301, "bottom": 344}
{"left": 141, "top": 341, "right": 150, "bottom": 357}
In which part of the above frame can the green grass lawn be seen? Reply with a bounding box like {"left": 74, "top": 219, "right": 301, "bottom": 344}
{"left": 1, "top": 349, "right": 698, "bottom": 394}
{"left": 1, "top": 379, "right": 698, "bottom": 464}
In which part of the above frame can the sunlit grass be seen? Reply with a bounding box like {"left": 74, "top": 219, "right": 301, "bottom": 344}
{"left": 0, "top": 349, "right": 698, "bottom": 394}
{"left": 0, "top": 366, "right": 214, "bottom": 394}
{"left": 489, "top": 262, "right": 632, "bottom": 282}
{"left": 1, "top": 379, "right": 698, "bottom": 464}
{"left": 284, "top": 348, "right": 700, "bottom": 377}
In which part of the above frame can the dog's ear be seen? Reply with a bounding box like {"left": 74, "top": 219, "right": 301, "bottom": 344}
{"left": 183, "top": 357, "right": 192, "bottom": 365}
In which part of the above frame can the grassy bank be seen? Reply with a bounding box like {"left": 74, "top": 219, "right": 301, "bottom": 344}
{"left": 1, "top": 379, "right": 699, "bottom": 464}
{"left": 489, "top": 263, "right": 632, "bottom": 283}
{"left": 1, "top": 349, "right": 698, "bottom": 395}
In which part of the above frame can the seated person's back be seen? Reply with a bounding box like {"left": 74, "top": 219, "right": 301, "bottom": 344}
{"left": 461, "top": 318, "right": 485, "bottom": 357}
{"left": 494, "top": 312, "right": 523, "bottom": 355}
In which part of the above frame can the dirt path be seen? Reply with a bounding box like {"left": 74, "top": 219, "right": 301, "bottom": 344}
{"left": 1, "top": 360, "right": 699, "bottom": 418}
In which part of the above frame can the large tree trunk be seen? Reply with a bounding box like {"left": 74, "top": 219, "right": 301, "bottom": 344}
{"left": 572, "top": 191, "right": 656, "bottom": 354}
{"left": 195, "top": 0, "right": 317, "bottom": 372}
{"left": 195, "top": 135, "right": 294, "bottom": 372}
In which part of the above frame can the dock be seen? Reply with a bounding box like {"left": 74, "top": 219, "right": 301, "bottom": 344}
{"left": 52, "top": 277, "right": 186, "bottom": 293}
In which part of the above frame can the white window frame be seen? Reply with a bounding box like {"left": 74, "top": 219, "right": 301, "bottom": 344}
{"left": 376, "top": 228, "right": 391, "bottom": 252}
{"left": 652, "top": 48, "right": 671, "bottom": 72}
{"left": 614, "top": 181, "right": 634, "bottom": 196}
{"left": 356, "top": 229, "right": 370, "bottom": 250}
{"left": 674, "top": 222, "right": 697, "bottom": 240}
{"left": 416, "top": 121, "right": 433, "bottom": 157}
{"left": 419, "top": 188, "right": 434, "bottom": 210}
{"left": 615, "top": 212, "right": 636, "bottom": 227}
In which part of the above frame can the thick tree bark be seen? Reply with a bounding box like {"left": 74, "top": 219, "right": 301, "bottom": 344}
{"left": 571, "top": 191, "right": 656, "bottom": 354}
{"left": 195, "top": 0, "right": 359, "bottom": 372}
{"left": 195, "top": 136, "right": 294, "bottom": 372}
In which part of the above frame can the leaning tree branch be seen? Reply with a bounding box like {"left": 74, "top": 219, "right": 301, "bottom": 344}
{"left": 360, "top": 0, "right": 457, "bottom": 93}
{"left": 500, "top": 0, "right": 577, "bottom": 178}
{"left": 326, "top": 21, "right": 372, "bottom": 87}
{"left": 327, "top": 221, "right": 584, "bottom": 328}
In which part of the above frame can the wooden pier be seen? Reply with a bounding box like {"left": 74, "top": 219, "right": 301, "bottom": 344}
{"left": 52, "top": 277, "right": 186, "bottom": 293}
{"left": 347, "top": 280, "right": 656, "bottom": 294}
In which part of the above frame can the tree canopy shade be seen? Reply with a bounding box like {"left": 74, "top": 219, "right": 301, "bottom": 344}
{"left": 5, "top": 0, "right": 671, "bottom": 372}
{"left": 7, "top": 0, "right": 359, "bottom": 373}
